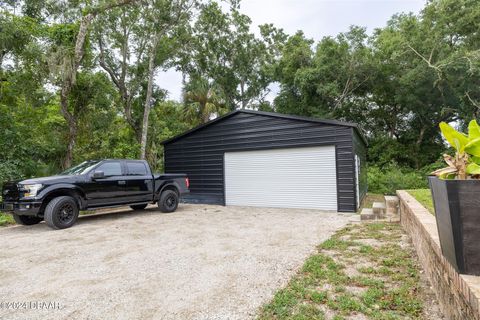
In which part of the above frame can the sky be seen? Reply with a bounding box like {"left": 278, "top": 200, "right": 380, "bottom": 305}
{"left": 159, "top": 0, "right": 427, "bottom": 102}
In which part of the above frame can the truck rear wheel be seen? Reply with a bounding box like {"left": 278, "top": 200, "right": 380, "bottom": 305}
{"left": 12, "top": 214, "right": 43, "bottom": 226}
{"left": 44, "top": 196, "right": 79, "bottom": 230}
{"left": 158, "top": 190, "right": 178, "bottom": 213}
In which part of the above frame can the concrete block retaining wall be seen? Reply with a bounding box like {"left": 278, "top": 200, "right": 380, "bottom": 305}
{"left": 397, "top": 190, "right": 480, "bottom": 320}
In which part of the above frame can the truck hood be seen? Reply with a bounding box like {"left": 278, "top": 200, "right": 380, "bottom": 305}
{"left": 2, "top": 175, "right": 81, "bottom": 202}
{"left": 19, "top": 175, "right": 79, "bottom": 185}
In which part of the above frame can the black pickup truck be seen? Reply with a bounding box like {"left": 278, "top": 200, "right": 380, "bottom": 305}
{"left": 0, "top": 159, "right": 189, "bottom": 230}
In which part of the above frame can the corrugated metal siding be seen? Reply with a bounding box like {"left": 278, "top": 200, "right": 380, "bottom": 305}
{"left": 224, "top": 146, "right": 337, "bottom": 210}
{"left": 164, "top": 112, "right": 358, "bottom": 212}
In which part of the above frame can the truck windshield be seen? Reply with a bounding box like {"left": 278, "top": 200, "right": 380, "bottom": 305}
{"left": 60, "top": 160, "right": 101, "bottom": 175}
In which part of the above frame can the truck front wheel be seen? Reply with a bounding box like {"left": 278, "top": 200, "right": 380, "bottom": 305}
{"left": 12, "top": 214, "right": 43, "bottom": 226}
{"left": 158, "top": 190, "right": 178, "bottom": 213}
{"left": 44, "top": 196, "right": 79, "bottom": 230}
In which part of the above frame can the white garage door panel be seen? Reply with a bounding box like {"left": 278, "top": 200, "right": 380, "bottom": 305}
{"left": 225, "top": 146, "right": 337, "bottom": 210}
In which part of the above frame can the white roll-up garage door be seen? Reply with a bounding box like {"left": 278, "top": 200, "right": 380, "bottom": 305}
{"left": 224, "top": 146, "right": 337, "bottom": 210}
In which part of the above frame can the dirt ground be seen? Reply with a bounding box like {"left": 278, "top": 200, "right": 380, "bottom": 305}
{"left": 0, "top": 204, "right": 356, "bottom": 320}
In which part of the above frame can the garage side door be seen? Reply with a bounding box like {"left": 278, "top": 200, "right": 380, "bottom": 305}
{"left": 224, "top": 146, "right": 337, "bottom": 210}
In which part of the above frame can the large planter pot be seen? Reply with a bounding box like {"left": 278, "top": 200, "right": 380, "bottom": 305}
{"left": 429, "top": 176, "right": 480, "bottom": 275}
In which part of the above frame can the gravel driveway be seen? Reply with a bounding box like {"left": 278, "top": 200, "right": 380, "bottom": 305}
{"left": 0, "top": 204, "right": 356, "bottom": 320}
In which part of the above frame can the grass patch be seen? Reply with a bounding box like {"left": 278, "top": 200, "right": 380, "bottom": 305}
{"left": 259, "top": 222, "right": 430, "bottom": 319}
{"left": 360, "top": 193, "right": 384, "bottom": 212}
{"left": 0, "top": 211, "right": 14, "bottom": 226}
{"left": 406, "top": 189, "right": 434, "bottom": 215}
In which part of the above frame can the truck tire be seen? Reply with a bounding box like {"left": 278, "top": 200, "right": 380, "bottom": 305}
{"left": 130, "top": 204, "right": 148, "bottom": 210}
{"left": 12, "top": 214, "right": 43, "bottom": 226}
{"left": 158, "top": 190, "right": 178, "bottom": 213}
{"left": 44, "top": 196, "right": 79, "bottom": 230}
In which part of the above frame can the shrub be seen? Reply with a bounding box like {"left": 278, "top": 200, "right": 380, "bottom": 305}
{"left": 0, "top": 212, "right": 14, "bottom": 226}
{"left": 368, "top": 164, "right": 428, "bottom": 195}
{"left": 432, "top": 120, "right": 480, "bottom": 179}
{"left": 0, "top": 160, "right": 24, "bottom": 190}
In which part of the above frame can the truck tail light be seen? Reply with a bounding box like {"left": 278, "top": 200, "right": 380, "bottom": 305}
{"left": 185, "top": 177, "right": 190, "bottom": 189}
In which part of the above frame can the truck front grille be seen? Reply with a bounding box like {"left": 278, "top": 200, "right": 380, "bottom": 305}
{"left": 2, "top": 183, "right": 20, "bottom": 201}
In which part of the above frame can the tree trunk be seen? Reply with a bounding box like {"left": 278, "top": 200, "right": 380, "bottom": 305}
{"left": 200, "top": 101, "right": 210, "bottom": 123}
{"left": 240, "top": 80, "right": 247, "bottom": 109}
{"left": 59, "top": 1, "right": 137, "bottom": 165}
{"left": 64, "top": 120, "right": 78, "bottom": 169}
{"left": 98, "top": 15, "right": 142, "bottom": 142}
{"left": 58, "top": 13, "right": 94, "bottom": 168}
{"left": 60, "top": 91, "right": 77, "bottom": 169}
{"left": 416, "top": 126, "right": 426, "bottom": 147}
{"left": 124, "top": 99, "right": 142, "bottom": 142}
{"left": 414, "top": 126, "right": 427, "bottom": 169}
{"left": 140, "top": 35, "right": 159, "bottom": 160}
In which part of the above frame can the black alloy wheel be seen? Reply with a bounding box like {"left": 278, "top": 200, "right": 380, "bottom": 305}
{"left": 158, "top": 190, "right": 179, "bottom": 213}
{"left": 44, "top": 196, "right": 80, "bottom": 230}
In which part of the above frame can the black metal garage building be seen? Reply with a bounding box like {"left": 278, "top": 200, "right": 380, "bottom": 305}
{"left": 161, "top": 110, "right": 367, "bottom": 212}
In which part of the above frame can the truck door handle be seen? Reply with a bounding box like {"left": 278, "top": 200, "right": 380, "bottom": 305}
{"left": 118, "top": 181, "right": 126, "bottom": 185}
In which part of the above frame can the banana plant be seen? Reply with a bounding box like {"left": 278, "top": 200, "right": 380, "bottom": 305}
{"left": 433, "top": 120, "right": 480, "bottom": 179}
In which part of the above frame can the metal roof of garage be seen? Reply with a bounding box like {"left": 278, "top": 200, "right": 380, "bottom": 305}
{"left": 161, "top": 109, "right": 367, "bottom": 145}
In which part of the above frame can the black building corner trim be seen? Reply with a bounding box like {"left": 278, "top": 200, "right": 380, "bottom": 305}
{"left": 222, "top": 153, "right": 226, "bottom": 206}
{"left": 351, "top": 128, "right": 358, "bottom": 210}
{"left": 335, "top": 144, "right": 341, "bottom": 212}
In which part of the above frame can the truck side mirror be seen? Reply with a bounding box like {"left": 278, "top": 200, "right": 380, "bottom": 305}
{"left": 92, "top": 171, "right": 105, "bottom": 180}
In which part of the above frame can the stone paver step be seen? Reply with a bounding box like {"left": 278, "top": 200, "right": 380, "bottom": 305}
{"left": 360, "top": 208, "right": 375, "bottom": 221}
{"left": 384, "top": 195, "right": 399, "bottom": 215}
{"left": 372, "top": 202, "right": 386, "bottom": 218}
{"left": 384, "top": 195, "right": 399, "bottom": 208}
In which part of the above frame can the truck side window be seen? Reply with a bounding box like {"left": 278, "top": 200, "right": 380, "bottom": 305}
{"left": 96, "top": 162, "right": 122, "bottom": 176}
{"left": 127, "top": 162, "right": 147, "bottom": 176}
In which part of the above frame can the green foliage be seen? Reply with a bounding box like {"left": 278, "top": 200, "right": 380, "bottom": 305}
{"left": 467, "top": 163, "right": 480, "bottom": 175}
{"left": 367, "top": 164, "right": 428, "bottom": 195}
{"left": 0, "top": 1, "right": 200, "bottom": 181}
{"left": 183, "top": 1, "right": 285, "bottom": 110}
{"left": 182, "top": 76, "right": 228, "bottom": 124}
{"left": 147, "top": 100, "right": 192, "bottom": 171}
{"left": 0, "top": 99, "right": 65, "bottom": 187}
{"left": 0, "top": 212, "right": 14, "bottom": 226}
{"left": 469, "top": 120, "right": 480, "bottom": 139}
{"left": 434, "top": 120, "right": 480, "bottom": 179}
{"left": 0, "top": 12, "right": 40, "bottom": 57}
{"left": 48, "top": 23, "right": 79, "bottom": 47}
{"left": 273, "top": 0, "right": 480, "bottom": 169}
{"left": 466, "top": 139, "right": 480, "bottom": 158}
{"left": 439, "top": 122, "right": 468, "bottom": 152}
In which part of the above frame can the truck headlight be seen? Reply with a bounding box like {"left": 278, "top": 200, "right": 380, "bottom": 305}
{"left": 22, "top": 184, "right": 43, "bottom": 198}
